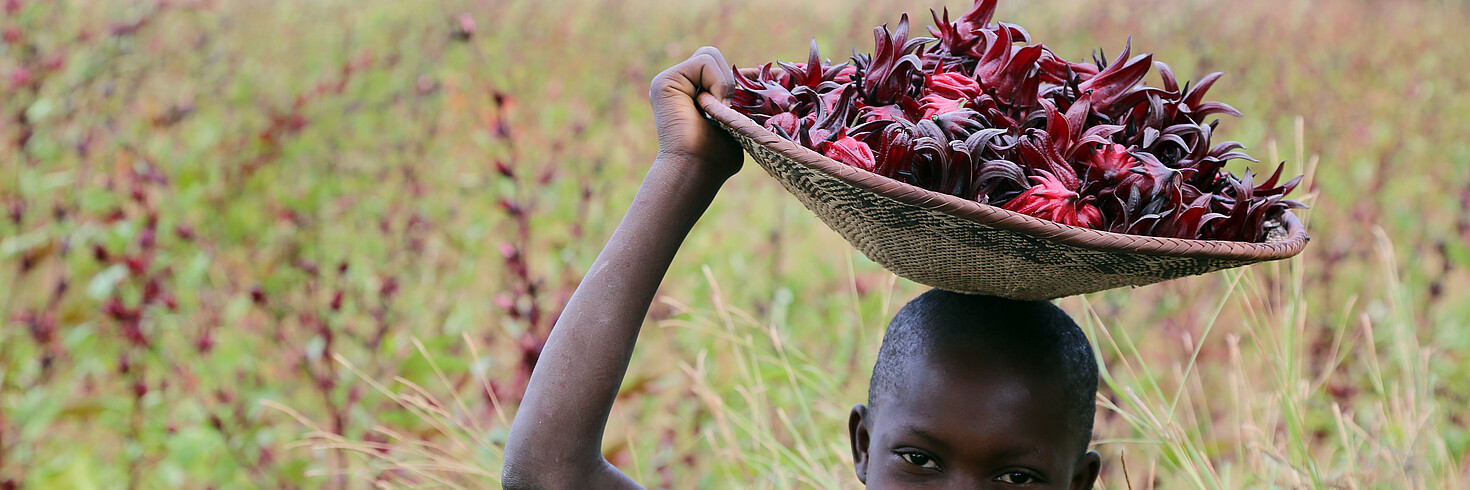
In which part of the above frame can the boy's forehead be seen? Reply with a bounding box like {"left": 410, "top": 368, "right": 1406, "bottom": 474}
{"left": 875, "top": 354, "right": 1076, "bottom": 452}
{"left": 912, "top": 330, "right": 1063, "bottom": 378}
{"left": 908, "top": 350, "right": 1067, "bottom": 409}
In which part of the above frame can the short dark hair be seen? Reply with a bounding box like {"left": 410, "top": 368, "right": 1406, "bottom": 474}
{"left": 867, "top": 289, "right": 1098, "bottom": 453}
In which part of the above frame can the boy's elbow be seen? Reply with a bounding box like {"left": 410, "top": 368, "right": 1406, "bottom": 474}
{"left": 503, "top": 424, "right": 622, "bottom": 488}
{"left": 500, "top": 446, "right": 584, "bottom": 490}
{"left": 501, "top": 424, "right": 547, "bottom": 488}
{"left": 500, "top": 448, "right": 548, "bottom": 489}
{"left": 500, "top": 474, "right": 532, "bottom": 490}
{"left": 499, "top": 463, "right": 538, "bottom": 490}
{"left": 503, "top": 455, "right": 626, "bottom": 490}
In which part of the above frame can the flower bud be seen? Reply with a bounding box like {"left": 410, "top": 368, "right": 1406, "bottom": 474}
{"left": 819, "top": 135, "right": 877, "bottom": 172}
{"left": 927, "top": 72, "right": 981, "bottom": 100}
{"left": 9, "top": 66, "right": 31, "bottom": 89}
{"left": 494, "top": 160, "right": 515, "bottom": 179}
{"left": 451, "top": 13, "right": 475, "bottom": 41}
{"left": 379, "top": 277, "right": 399, "bottom": 299}
{"left": 763, "top": 112, "right": 800, "bottom": 136}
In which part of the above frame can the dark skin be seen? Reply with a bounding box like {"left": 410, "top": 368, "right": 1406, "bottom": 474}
{"left": 501, "top": 46, "right": 1101, "bottom": 489}
{"left": 850, "top": 343, "right": 1102, "bottom": 489}
{"left": 501, "top": 46, "right": 742, "bottom": 490}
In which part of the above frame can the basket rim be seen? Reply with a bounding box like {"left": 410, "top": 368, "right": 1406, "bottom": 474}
{"left": 698, "top": 91, "right": 1310, "bottom": 262}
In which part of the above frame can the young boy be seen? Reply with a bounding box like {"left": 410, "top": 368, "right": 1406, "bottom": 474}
{"left": 501, "top": 47, "right": 1102, "bottom": 489}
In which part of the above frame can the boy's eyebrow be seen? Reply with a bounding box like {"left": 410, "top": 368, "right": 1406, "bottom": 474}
{"left": 986, "top": 447, "right": 1044, "bottom": 461}
{"left": 895, "top": 425, "right": 1047, "bottom": 461}
{"left": 895, "top": 425, "right": 952, "bottom": 451}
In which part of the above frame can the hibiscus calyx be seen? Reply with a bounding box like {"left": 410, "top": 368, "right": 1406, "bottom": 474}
{"left": 729, "top": 0, "right": 1303, "bottom": 242}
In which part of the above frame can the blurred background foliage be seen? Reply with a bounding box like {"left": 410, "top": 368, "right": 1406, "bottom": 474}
{"left": 1, "top": 0, "right": 1468, "bottom": 488}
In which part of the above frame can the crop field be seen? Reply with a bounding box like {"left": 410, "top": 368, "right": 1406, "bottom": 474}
{"left": 2, "top": 0, "right": 1469, "bottom": 488}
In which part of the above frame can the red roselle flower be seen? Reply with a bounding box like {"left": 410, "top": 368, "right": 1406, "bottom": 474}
{"left": 9, "top": 66, "right": 32, "bottom": 89}
{"left": 819, "top": 133, "right": 877, "bottom": 172}
{"left": 927, "top": 0, "right": 1000, "bottom": 59}
{"left": 971, "top": 28, "right": 1045, "bottom": 108}
{"left": 41, "top": 54, "right": 63, "bottom": 72}
{"left": 764, "top": 112, "right": 800, "bottom": 137}
{"left": 456, "top": 13, "right": 476, "bottom": 38}
{"left": 1082, "top": 143, "right": 1137, "bottom": 183}
{"left": 927, "top": 71, "right": 982, "bottom": 100}
{"left": 494, "top": 160, "right": 515, "bottom": 179}
{"left": 859, "top": 99, "right": 921, "bottom": 123}
{"left": 730, "top": 0, "right": 1303, "bottom": 241}
{"left": 1076, "top": 39, "right": 1169, "bottom": 116}
{"left": 1002, "top": 171, "right": 1103, "bottom": 228}
{"left": 919, "top": 94, "right": 965, "bottom": 119}
{"left": 833, "top": 65, "right": 858, "bottom": 84}
{"left": 857, "top": 13, "right": 925, "bottom": 106}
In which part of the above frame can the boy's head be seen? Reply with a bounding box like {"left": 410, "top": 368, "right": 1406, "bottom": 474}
{"left": 849, "top": 289, "right": 1101, "bottom": 488}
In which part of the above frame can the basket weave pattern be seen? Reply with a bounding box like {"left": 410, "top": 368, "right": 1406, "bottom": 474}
{"left": 699, "top": 93, "right": 1308, "bottom": 300}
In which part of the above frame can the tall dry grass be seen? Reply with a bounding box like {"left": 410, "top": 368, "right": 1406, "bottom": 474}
{"left": 304, "top": 230, "right": 1465, "bottom": 488}
{"left": 3, "top": 0, "right": 1468, "bottom": 488}
{"left": 287, "top": 119, "right": 1468, "bottom": 488}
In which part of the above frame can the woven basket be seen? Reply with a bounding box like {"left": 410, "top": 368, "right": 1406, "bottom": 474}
{"left": 697, "top": 92, "right": 1309, "bottom": 300}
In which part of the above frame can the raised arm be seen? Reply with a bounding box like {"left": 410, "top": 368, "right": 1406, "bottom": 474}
{"left": 501, "top": 46, "right": 742, "bottom": 489}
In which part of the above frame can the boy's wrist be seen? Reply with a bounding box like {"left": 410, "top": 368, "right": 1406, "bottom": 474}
{"left": 652, "top": 151, "right": 737, "bottom": 187}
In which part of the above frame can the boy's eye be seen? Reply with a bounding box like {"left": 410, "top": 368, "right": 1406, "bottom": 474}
{"left": 898, "top": 451, "right": 940, "bottom": 470}
{"left": 994, "top": 471, "right": 1041, "bottom": 485}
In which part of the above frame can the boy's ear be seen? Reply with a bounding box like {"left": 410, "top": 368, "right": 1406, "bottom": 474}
{"left": 848, "top": 404, "right": 871, "bottom": 484}
{"left": 1070, "top": 450, "right": 1102, "bottom": 490}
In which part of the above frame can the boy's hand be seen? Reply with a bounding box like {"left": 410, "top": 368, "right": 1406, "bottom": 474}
{"left": 649, "top": 46, "right": 743, "bottom": 179}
